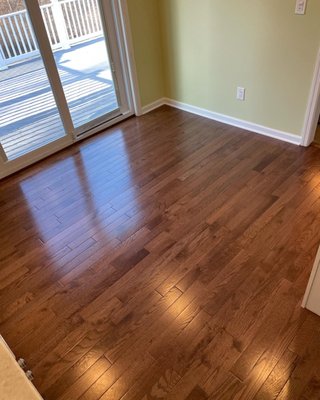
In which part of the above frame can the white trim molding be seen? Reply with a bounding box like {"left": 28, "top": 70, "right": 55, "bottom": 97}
{"left": 117, "top": 0, "right": 143, "bottom": 116}
{"left": 302, "top": 244, "right": 320, "bottom": 312}
{"left": 141, "top": 97, "right": 302, "bottom": 146}
{"left": 141, "top": 98, "right": 166, "bottom": 114}
{"left": 302, "top": 47, "right": 320, "bottom": 146}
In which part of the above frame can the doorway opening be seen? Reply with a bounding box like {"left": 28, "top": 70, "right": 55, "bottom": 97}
{"left": 313, "top": 115, "right": 320, "bottom": 145}
{"left": 302, "top": 48, "right": 320, "bottom": 146}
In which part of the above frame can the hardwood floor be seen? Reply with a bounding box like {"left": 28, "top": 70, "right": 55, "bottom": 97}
{"left": 1, "top": 105, "right": 320, "bottom": 399}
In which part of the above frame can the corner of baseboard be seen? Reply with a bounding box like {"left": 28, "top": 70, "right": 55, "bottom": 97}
{"left": 141, "top": 98, "right": 166, "bottom": 115}
{"left": 164, "top": 98, "right": 302, "bottom": 146}
{"left": 140, "top": 97, "right": 302, "bottom": 146}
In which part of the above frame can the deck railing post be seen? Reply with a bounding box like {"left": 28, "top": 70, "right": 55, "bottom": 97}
{"left": 51, "top": 0, "right": 70, "bottom": 49}
{"left": 0, "top": 45, "right": 8, "bottom": 70}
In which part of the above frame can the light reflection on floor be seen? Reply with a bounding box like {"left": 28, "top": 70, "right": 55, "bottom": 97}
{"left": 18, "top": 129, "right": 139, "bottom": 274}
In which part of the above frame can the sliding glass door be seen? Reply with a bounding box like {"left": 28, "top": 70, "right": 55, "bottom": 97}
{"left": 0, "top": 0, "right": 70, "bottom": 161}
{"left": 0, "top": 0, "right": 132, "bottom": 177}
{"left": 37, "top": 0, "right": 121, "bottom": 133}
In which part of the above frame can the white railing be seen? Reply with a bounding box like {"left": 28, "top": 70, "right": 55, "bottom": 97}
{"left": 0, "top": 0, "right": 102, "bottom": 70}
{"left": 60, "top": 0, "right": 103, "bottom": 44}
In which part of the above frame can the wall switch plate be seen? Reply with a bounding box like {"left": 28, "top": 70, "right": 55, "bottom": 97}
{"left": 237, "top": 87, "right": 245, "bottom": 101}
{"left": 295, "top": 0, "right": 307, "bottom": 14}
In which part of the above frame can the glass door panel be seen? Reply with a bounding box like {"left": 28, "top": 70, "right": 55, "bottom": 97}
{"left": 0, "top": 1, "right": 68, "bottom": 161}
{"left": 0, "top": 0, "right": 132, "bottom": 178}
{"left": 37, "top": 0, "right": 120, "bottom": 132}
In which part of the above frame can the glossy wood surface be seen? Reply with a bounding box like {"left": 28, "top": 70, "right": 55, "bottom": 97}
{"left": 1, "top": 106, "right": 320, "bottom": 399}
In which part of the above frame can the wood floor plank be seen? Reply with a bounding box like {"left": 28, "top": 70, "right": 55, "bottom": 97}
{"left": 254, "top": 349, "right": 298, "bottom": 400}
{"left": 1, "top": 106, "right": 320, "bottom": 399}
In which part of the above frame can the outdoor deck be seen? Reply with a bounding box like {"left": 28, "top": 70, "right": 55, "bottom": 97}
{"left": 0, "top": 38, "right": 118, "bottom": 160}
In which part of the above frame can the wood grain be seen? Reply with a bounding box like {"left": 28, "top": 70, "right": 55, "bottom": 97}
{"left": 1, "top": 105, "right": 320, "bottom": 399}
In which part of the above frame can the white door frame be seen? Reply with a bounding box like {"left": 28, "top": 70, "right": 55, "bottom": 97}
{"left": 302, "top": 244, "right": 320, "bottom": 311}
{"left": 26, "top": 0, "right": 75, "bottom": 136}
{"left": 75, "top": 0, "right": 143, "bottom": 140}
{"left": 301, "top": 46, "right": 320, "bottom": 146}
{"left": 0, "top": 0, "right": 142, "bottom": 179}
{"left": 116, "top": 0, "right": 143, "bottom": 116}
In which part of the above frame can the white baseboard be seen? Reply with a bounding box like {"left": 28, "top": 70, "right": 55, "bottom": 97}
{"left": 141, "top": 98, "right": 166, "bottom": 114}
{"left": 141, "top": 97, "right": 302, "bottom": 146}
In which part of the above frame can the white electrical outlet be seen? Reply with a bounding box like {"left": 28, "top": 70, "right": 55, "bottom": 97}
{"left": 295, "top": 0, "right": 307, "bottom": 15}
{"left": 237, "top": 87, "right": 245, "bottom": 101}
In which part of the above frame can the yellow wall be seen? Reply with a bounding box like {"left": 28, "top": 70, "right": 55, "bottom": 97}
{"left": 127, "top": 0, "right": 165, "bottom": 106}
{"left": 128, "top": 0, "right": 320, "bottom": 137}
{"left": 160, "top": 0, "right": 320, "bottom": 136}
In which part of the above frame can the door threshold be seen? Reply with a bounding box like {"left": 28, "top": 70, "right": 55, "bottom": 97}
{"left": 0, "top": 111, "right": 134, "bottom": 180}
{"left": 75, "top": 111, "right": 134, "bottom": 141}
